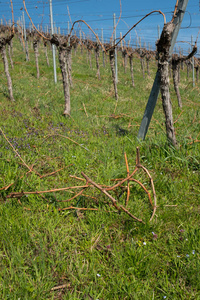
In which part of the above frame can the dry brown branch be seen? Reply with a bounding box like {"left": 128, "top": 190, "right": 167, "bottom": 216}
{"left": 43, "top": 134, "right": 89, "bottom": 151}
{"left": 81, "top": 172, "right": 144, "bottom": 223}
{"left": 113, "top": 10, "right": 166, "bottom": 50}
{"left": 187, "top": 139, "right": 200, "bottom": 145}
{"left": 152, "top": 117, "right": 165, "bottom": 133}
{"left": 91, "top": 232, "right": 102, "bottom": 251}
{"left": 58, "top": 206, "right": 98, "bottom": 212}
{"left": 174, "top": 110, "right": 184, "bottom": 124}
{"left": 129, "top": 178, "right": 153, "bottom": 207}
{"left": 136, "top": 146, "right": 140, "bottom": 165}
{"left": 51, "top": 283, "right": 70, "bottom": 291}
{"left": 82, "top": 102, "right": 88, "bottom": 117}
{"left": 109, "top": 113, "right": 132, "bottom": 119}
{"left": 124, "top": 152, "right": 130, "bottom": 207}
{"left": 39, "top": 165, "right": 72, "bottom": 179}
{"left": 0, "top": 163, "right": 40, "bottom": 192}
{"left": 68, "top": 20, "right": 106, "bottom": 52}
{"left": 109, "top": 176, "right": 153, "bottom": 208}
{"left": 0, "top": 126, "right": 33, "bottom": 173}
{"left": 69, "top": 175, "right": 85, "bottom": 181}
{"left": 120, "top": 206, "right": 144, "bottom": 224}
{"left": 61, "top": 188, "right": 87, "bottom": 202}
{"left": 81, "top": 172, "right": 120, "bottom": 211}
{"left": 171, "top": 0, "right": 179, "bottom": 22}
{"left": 6, "top": 185, "right": 91, "bottom": 199}
{"left": 136, "top": 163, "right": 157, "bottom": 222}
{"left": 105, "top": 167, "right": 138, "bottom": 191}
{"left": 24, "top": 185, "right": 90, "bottom": 194}
{"left": 23, "top": 0, "right": 49, "bottom": 40}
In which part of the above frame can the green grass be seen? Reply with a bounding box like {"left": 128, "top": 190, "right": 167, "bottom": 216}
{"left": 0, "top": 37, "right": 200, "bottom": 299}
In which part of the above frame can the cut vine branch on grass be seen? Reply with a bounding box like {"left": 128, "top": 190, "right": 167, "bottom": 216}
{"left": 81, "top": 171, "right": 144, "bottom": 223}
{"left": 3, "top": 143, "right": 157, "bottom": 224}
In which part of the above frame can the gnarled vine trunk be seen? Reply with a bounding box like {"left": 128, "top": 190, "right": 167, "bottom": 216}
{"left": 109, "top": 49, "right": 118, "bottom": 101}
{"left": 122, "top": 49, "right": 128, "bottom": 73}
{"left": 172, "top": 55, "right": 182, "bottom": 108}
{"left": 51, "top": 35, "right": 71, "bottom": 116}
{"left": 157, "top": 22, "right": 177, "bottom": 148}
{"left": 129, "top": 54, "right": 135, "bottom": 87}
{"left": 44, "top": 41, "right": 49, "bottom": 67}
{"left": 59, "top": 46, "right": 70, "bottom": 116}
{"left": 66, "top": 46, "right": 73, "bottom": 87}
{"left": 0, "top": 34, "right": 15, "bottom": 101}
{"left": 94, "top": 43, "right": 100, "bottom": 80}
{"left": 33, "top": 38, "right": 40, "bottom": 79}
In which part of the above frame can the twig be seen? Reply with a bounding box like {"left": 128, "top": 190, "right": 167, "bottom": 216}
{"left": 171, "top": 0, "right": 179, "bottom": 22}
{"left": 119, "top": 205, "right": 144, "bottom": 223}
{"left": 174, "top": 110, "right": 184, "bottom": 124}
{"left": 39, "top": 165, "right": 72, "bottom": 179}
{"left": 7, "top": 185, "right": 91, "bottom": 199}
{"left": 81, "top": 172, "right": 144, "bottom": 223}
{"left": 58, "top": 206, "right": 98, "bottom": 212}
{"left": 81, "top": 172, "right": 120, "bottom": 210}
{"left": 0, "top": 126, "right": 33, "bottom": 173}
{"left": 130, "top": 178, "right": 153, "bottom": 207}
{"left": 61, "top": 188, "right": 87, "bottom": 202}
{"left": 51, "top": 283, "right": 70, "bottom": 291}
{"left": 137, "top": 163, "right": 157, "bottom": 221}
{"left": 136, "top": 146, "right": 140, "bottom": 165}
{"left": 23, "top": 0, "right": 48, "bottom": 40}
{"left": 69, "top": 175, "right": 85, "bottom": 181}
{"left": 82, "top": 102, "right": 88, "bottom": 117}
{"left": 105, "top": 167, "right": 138, "bottom": 191}
{"left": 43, "top": 134, "right": 89, "bottom": 151}
{"left": 124, "top": 152, "right": 130, "bottom": 207}
{"left": 91, "top": 232, "right": 102, "bottom": 251}
{"left": 113, "top": 10, "right": 166, "bottom": 50}
{"left": 68, "top": 20, "right": 106, "bottom": 52}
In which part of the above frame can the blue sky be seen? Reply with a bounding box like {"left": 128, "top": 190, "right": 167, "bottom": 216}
{"left": 1, "top": 0, "right": 200, "bottom": 55}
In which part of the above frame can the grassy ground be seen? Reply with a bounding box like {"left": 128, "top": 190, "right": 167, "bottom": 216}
{"left": 0, "top": 37, "right": 200, "bottom": 299}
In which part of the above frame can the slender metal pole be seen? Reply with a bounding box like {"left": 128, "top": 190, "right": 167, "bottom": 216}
{"left": 49, "top": 0, "right": 57, "bottom": 84}
{"left": 20, "top": 16, "right": 25, "bottom": 51}
{"left": 157, "top": 25, "right": 160, "bottom": 39}
{"left": 68, "top": 21, "right": 70, "bottom": 35}
{"left": 113, "top": 13, "right": 118, "bottom": 83}
{"left": 138, "top": 0, "right": 189, "bottom": 140}
{"left": 101, "top": 28, "right": 105, "bottom": 67}
{"left": 22, "top": 11, "right": 29, "bottom": 61}
{"left": 191, "top": 35, "right": 195, "bottom": 87}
